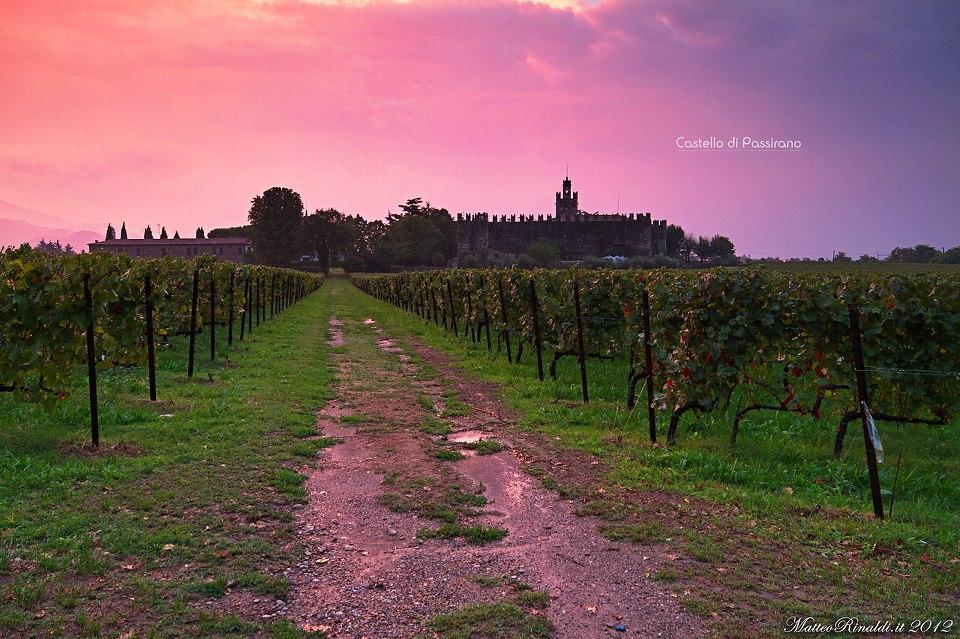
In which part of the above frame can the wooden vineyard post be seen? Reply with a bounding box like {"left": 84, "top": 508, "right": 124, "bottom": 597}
{"left": 848, "top": 305, "right": 885, "bottom": 520}
{"left": 497, "top": 277, "right": 512, "bottom": 363}
{"left": 642, "top": 288, "right": 656, "bottom": 442}
{"left": 246, "top": 276, "right": 253, "bottom": 334}
{"left": 423, "top": 279, "right": 431, "bottom": 321}
{"left": 188, "top": 268, "right": 199, "bottom": 377}
{"left": 240, "top": 276, "right": 248, "bottom": 341}
{"left": 83, "top": 273, "right": 100, "bottom": 447}
{"left": 440, "top": 289, "right": 447, "bottom": 329}
{"left": 482, "top": 285, "right": 492, "bottom": 352}
{"left": 256, "top": 278, "right": 261, "bottom": 326}
{"left": 227, "top": 270, "right": 235, "bottom": 347}
{"left": 465, "top": 284, "right": 476, "bottom": 342}
{"left": 573, "top": 278, "right": 589, "bottom": 402}
{"left": 209, "top": 275, "right": 216, "bottom": 361}
{"left": 529, "top": 278, "right": 544, "bottom": 381}
{"left": 144, "top": 274, "right": 157, "bottom": 401}
{"left": 270, "top": 274, "right": 276, "bottom": 318}
{"left": 446, "top": 280, "right": 459, "bottom": 336}
{"left": 431, "top": 287, "right": 441, "bottom": 326}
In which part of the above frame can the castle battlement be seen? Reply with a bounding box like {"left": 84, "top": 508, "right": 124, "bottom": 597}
{"left": 454, "top": 177, "right": 668, "bottom": 261}
{"left": 456, "top": 212, "right": 654, "bottom": 223}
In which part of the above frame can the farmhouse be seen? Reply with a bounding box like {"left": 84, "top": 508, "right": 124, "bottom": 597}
{"left": 88, "top": 237, "right": 250, "bottom": 262}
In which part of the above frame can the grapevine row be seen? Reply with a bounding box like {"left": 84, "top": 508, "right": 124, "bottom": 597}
{"left": 1, "top": 246, "right": 324, "bottom": 438}
{"left": 351, "top": 267, "right": 959, "bottom": 448}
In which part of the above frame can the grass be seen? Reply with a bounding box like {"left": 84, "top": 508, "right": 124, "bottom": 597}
{"left": 0, "top": 288, "right": 336, "bottom": 637}
{"left": 434, "top": 448, "right": 465, "bottom": 461}
{"left": 378, "top": 478, "right": 487, "bottom": 524}
{"left": 417, "top": 523, "right": 508, "bottom": 545}
{"left": 440, "top": 391, "right": 471, "bottom": 417}
{"left": 420, "top": 415, "right": 452, "bottom": 436}
{"left": 342, "top": 276, "right": 960, "bottom": 632}
{"left": 425, "top": 602, "right": 553, "bottom": 639}
{"left": 463, "top": 439, "right": 504, "bottom": 455}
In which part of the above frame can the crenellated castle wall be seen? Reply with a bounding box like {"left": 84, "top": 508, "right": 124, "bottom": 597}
{"left": 455, "top": 212, "right": 667, "bottom": 261}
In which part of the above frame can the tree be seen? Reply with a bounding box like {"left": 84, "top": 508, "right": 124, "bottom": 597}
{"left": 396, "top": 197, "right": 456, "bottom": 261}
{"left": 887, "top": 244, "right": 938, "bottom": 263}
{"left": 160, "top": 226, "right": 168, "bottom": 239}
{"left": 173, "top": 230, "right": 181, "bottom": 239}
{"left": 105, "top": 224, "right": 116, "bottom": 240}
{"left": 298, "top": 209, "right": 362, "bottom": 274}
{"left": 677, "top": 237, "right": 695, "bottom": 263}
{"left": 209, "top": 225, "right": 251, "bottom": 239}
{"left": 248, "top": 187, "right": 304, "bottom": 266}
{"left": 833, "top": 251, "right": 852, "bottom": 263}
{"left": 143, "top": 226, "right": 154, "bottom": 239}
{"left": 120, "top": 222, "right": 128, "bottom": 239}
{"left": 709, "top": 235, "right": 736, "bottom": 261}
{"left": 695, "top": 236, "right": 712, "bottom": 263}
{"left": 382, "top": 215, "right": 445, "bottom": 267}
{"left": 526, "top": 240, "right": 561, "bottom": 267}
{"left": 664, "top": 224, "right": 686, "bottom": 258}
{"left": 196, "top": 227, "right": 205, "bottom": 239}
{"left": 36, "top": 239, "right": 74, "bottom": 255}
{"left": 933, "top": 246, "right": 960, "bottom": 264}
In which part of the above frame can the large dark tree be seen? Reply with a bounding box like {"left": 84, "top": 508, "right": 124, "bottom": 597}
{"left": 248, "top": 187, "right": 304, "bottom": 266}
{"left": 143, "top": 226, "right": 154, "bottom": 239}
{"left": 664, "top": 224, "right": 685, "bottom": 258}
{"left": 298, "top": 209, "right": 363, "bottom": 274}
{"left": 709, "top": 235, "right": 736, "bottom": 260}
{"left": 396, "top": 198, "right": 456, "bottom": 261}
{"left": 160, "top": 226, "right": 168, "bottom": 239}
{"left": 105, "top": 224, "right": 116, "bottom": 240}
{"left": 382, "top": 214, "right": 445, "bottom": 267}
{"left": 120, "top": 222, "right": 128, "bottom": 239}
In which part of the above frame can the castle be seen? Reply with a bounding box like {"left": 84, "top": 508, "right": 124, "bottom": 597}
{"left": 455, "top": 176, "right": 667, "bottom": 262}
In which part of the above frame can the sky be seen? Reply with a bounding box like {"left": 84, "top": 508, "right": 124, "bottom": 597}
{"left": 1, "top": 0, "right": 958, "bottom": 258}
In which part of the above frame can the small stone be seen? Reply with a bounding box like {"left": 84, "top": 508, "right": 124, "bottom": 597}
{"left": 387, "top": 528, "right": 398, "bottom": 536}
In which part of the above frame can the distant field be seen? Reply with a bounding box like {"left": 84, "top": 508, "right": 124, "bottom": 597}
{"left": 749, "top": 261, "right": 960, "bottom": 273}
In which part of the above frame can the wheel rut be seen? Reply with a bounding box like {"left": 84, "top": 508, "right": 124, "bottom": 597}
{"left": 287, "top": 314, "right": 704, "bottom": 638}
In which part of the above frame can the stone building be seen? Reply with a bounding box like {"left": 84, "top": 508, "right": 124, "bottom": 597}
{"left": 88, "top": 237, "right": 250, "bottom": 262}
{"left": 455, "top": 176, "right": 667, "bottom": 262}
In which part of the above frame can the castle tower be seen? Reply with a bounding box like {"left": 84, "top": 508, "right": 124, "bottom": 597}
{"left": 555, "top": 176, "right": 578, "bottom": 221}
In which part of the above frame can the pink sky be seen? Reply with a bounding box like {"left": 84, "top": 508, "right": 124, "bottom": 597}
{"left": 1, "top": 0, "right": 957, "bottom": 257}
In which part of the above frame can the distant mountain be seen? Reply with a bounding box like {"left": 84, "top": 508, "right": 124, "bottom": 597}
{"left": 0, "top": 200, "right": 103, "bottom": 250}
{"left": 0, "top": 217, "right": 101, "bottom": 250}
{"left": 0, "top": 200, "right": 101, "bottom": 232}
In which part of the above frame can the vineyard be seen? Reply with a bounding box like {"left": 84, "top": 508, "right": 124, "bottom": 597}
{"left": 351, "top": 267, "right": 960, "bottom": 518}
{"left": 1, "top": 246, "right": 323, "bottom": 444}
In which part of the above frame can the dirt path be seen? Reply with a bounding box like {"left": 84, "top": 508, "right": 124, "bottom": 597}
{"left": 288, "top": 311, "right": 705, "bottom": 638}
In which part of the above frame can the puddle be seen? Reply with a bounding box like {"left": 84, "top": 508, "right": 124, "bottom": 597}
{"left": 446, "top": 429, "right": 487, "bottom": 444}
